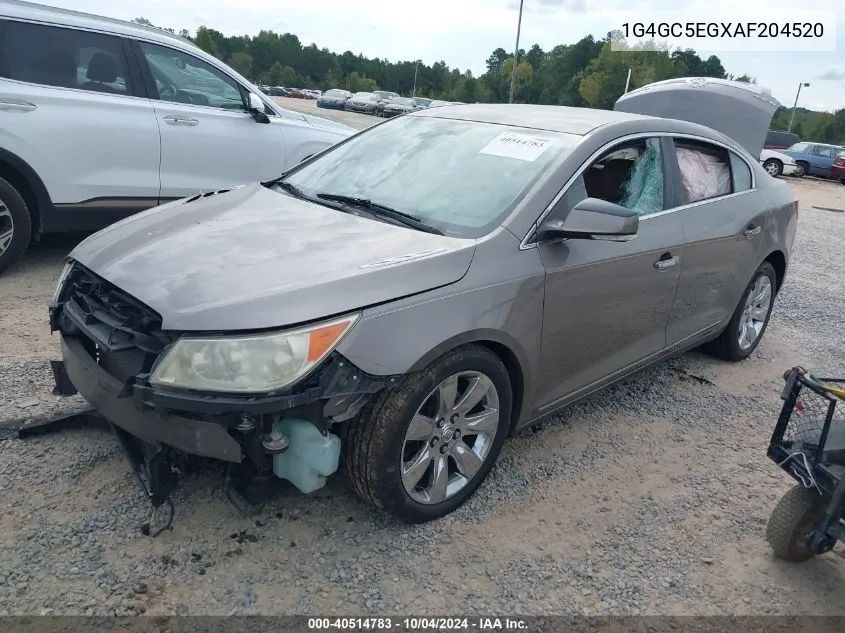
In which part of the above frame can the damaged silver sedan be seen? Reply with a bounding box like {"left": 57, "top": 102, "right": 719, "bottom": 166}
{"left": 49, "top": 78, "right": 798, "bottom": 524}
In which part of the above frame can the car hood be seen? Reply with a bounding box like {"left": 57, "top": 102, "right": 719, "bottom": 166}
{"left": 761, "top": 150, "right": 795, "bottom": 164}
{"left": 301, "top": 113, "right": 356, "bottom": 135}
{"left": 68, "top": 184, "right": 476, "bottom": 332}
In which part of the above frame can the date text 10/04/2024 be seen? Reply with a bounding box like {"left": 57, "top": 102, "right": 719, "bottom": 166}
{"left": 620, "top": 22, "right": 824, "bottom": 38}
{"left": 307, "top": 617, "right": 529, "bottom": 631}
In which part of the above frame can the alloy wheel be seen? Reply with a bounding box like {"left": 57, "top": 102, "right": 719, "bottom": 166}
{"left": 737, "top": 274, "right": 772, "bottom": 351}
{"left": 0, "top": 200, "right": 14, "bottom": 257}
{"left": 400, "top": 371, "right": 500, "bottom": 505}
{"left": 764, "top": 161, "right": 780, "bottom": 176}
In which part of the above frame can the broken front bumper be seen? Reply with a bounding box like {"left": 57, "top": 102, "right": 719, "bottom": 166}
{"left": 59, "top": 331, "right": 401, "bottom": 463}
{"left": 60, "top": 334, "right": 243, "bottom": 462}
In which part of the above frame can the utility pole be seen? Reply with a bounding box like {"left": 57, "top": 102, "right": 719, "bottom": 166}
{"left": 508, "top": 0, "right": 524, "bottom": 104}
{"left": 787, "top": 82, "right": 810, "bottom": 133}
{"left": 624, "top": 68, "right": 632, "bottom": 94}
{"left": 412, "top": 61, "right": 419, "bottom": 97}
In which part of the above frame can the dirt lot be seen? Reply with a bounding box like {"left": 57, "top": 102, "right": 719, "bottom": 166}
{"left": 1, "top": 131, "right": 845, "bottom": 615}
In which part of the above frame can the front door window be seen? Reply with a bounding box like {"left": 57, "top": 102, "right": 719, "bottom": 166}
{"left": 138, "top": 42, "right": 245, "bottom": 111}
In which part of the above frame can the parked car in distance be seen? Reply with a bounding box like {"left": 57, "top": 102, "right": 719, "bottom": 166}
{"left": 274, "top": 86, "right": 291, "bottom": 96}
{"left": 317, "top": 89, "right": 352, "bottom": 109}
{"left": 287, "top": 88, "right": 308, "bottom": 99}
{"left": 764, "top": 129, "right": 800, "bottom": 150}
{"left": 381, "top": 96, "right": 416, "bottom": 117}
{"left": 760, "top": 149, "right": 800, "bottom": 178}
{"left": 0, "top": 0, "right": 356, "bottom": 274}
{"left": 345, "top": 92, "right": 384, "bottom": 115}
{"left": 51, "top": 84, "right": 797, "bottom": 524}
{"left": 833, "top": 151, "right": 845, "bottom": 184}
{"left": 777, "top": 142, "right": 845, "bottom": 178}
{"left": 374, "top": 90, "right": 399, "bottom": 103}
{"left": 427, "top": 100, "right": 453, "bottom": 109}
{"left": 412, "top": 97, "right": 433, "bottom": 110}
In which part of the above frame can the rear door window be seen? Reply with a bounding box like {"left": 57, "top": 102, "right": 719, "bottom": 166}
{"left": 671, "top": 138, "right": 733, "bottom": 204}
{"left": 811, "top": 145, "right": 835, "bottom": 159}
{"left": 729, "top": 153, "right": 753, "bottom": 192}
{"left": 0, "top": 20, "right": 133, "bottom": 96}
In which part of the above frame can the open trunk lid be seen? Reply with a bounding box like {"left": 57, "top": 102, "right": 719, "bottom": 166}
{"left": 614, "top": 77, "right": 781, "bottom": 158}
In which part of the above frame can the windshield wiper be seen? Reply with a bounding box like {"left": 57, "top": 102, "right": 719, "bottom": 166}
{"left": 273, "top": 180, "right": 307, "bottom": 198}
{"left": 315, "top": 193, "right": 444, "bottom": 235}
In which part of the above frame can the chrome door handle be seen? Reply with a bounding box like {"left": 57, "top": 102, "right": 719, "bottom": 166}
{"left": 654, "top": 255, "right": 678, "bottom": 270}
{"left": 163, "top": 116, "right": 199, "bottom": 127}
{"left": 0, "top": 100, "right": 36, "bottom": 112}
{"left": 743, "top": 225, "right": 762, "bottom": 238}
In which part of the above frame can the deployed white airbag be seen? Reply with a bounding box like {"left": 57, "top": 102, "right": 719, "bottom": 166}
{"left": 676, "top": 148, "right": 731, "bottom": 203}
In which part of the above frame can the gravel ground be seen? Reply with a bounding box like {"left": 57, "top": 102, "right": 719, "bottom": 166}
{"left": 2, "top": 146, "right": 845, "bottom": 615}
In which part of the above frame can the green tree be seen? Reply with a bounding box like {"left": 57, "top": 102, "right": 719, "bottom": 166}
{"left": 280, "top": 65, "right": 299, "bottom": 87}
{"left": 227, "top": 52, "right": 253, "bottom": 78}
{"left": 195, "top": 26, "right": 222, "bottom": 58}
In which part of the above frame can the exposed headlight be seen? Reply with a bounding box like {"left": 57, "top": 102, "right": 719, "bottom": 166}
{"left": 51, "top": 260, "right": 74, "bottom": 302}
{"left": 149, "top": 313, "right": 360, "bottom": 394}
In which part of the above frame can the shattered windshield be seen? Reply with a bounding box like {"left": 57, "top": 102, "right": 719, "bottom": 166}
{"left": 280, "top": 115, "right": 578, "bottom": 238}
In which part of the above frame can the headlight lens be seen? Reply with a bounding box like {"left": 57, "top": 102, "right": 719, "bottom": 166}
{"left": 51, "top": 260, "right": 74, "bottom": 302}
{"left": 149, "top": 313, "right": 359, "bottom": 393}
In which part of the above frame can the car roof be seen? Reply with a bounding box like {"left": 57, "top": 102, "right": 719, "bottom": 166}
{"left": 411, "top": 103, "right": 655, "bottom": 136}
{"left": 1, "top": 0, "right": 198, "bottom": 50}
{"left": 0, "top": 0, "right": 195, "bottom": 46}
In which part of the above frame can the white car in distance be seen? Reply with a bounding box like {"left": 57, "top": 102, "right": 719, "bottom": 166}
{"left": 760, "top": 149, "right": 800, "bottom": 178}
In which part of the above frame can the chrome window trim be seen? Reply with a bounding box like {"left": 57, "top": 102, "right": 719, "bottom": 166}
{"left": 519, "top": 131, "right": 758, "bottom": 251}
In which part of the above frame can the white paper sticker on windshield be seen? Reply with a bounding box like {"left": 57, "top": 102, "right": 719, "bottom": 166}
{"left": 478, "top": 132, "right": 553, "bottom": 162}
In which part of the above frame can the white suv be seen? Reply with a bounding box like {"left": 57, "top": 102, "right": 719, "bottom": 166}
{"left": 0, "top": 0, "right": 356, "bottom": 273}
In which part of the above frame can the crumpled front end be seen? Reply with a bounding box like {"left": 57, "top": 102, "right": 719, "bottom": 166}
{"left": 48, "top": 262, "right": 402, "bottom": 503}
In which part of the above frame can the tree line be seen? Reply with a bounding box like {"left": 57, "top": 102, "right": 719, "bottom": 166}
{"left": 132, "top": 18, "right": 845, "bottom": 144}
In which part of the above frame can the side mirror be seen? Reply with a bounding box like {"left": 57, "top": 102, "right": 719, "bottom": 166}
{"left": 248, "top": 93, "right": 271, "bottom": 124}
{"left": 536, "top": 198, "right": 639, "bottom": 243}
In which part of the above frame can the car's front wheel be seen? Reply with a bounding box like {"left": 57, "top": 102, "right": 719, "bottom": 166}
{"left": 0, "top": 176, "right": 32, "bottom": 275}
{"left": 344, "top": 344, "right": 512, "bottom": 523}
{"left": 763, "top": 159, "right": 783, "bottom": 177}
{"left": 794, "top": 162, "right": 808, "bottom": 177}
{"left": 705, "top": 261, "right": 776, "bottom": 362}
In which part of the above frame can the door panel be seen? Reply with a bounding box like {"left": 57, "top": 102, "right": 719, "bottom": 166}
{"left": 665, "top": 139, "right": 766, "bottom": 347}
{"left": 534, "top": 135, "right": 683, "bottom": 411}
{"left": 0, "top": 21, "right": 160, "bottom": 204}
{"left": 536, "top": 217, "right": 684, "bottom": 408}
{"left": 809, "top": 145, "right": 834, "bottom": 177}
{"left": 135, "top": 41, "right": 287, "bottom": 198}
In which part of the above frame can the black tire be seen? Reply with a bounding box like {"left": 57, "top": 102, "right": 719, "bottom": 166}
{"left": 794, "top": 162, "right": 808, "bottom": 177}
{"left": 0, "top": 176, "right": 32, "bottom": 275}
{"left": 343, "top": 344, "right": 513, "bottom": 523}
{"left": 840, "top": 178, "right": 845, "bottom": 185}
{"left": 763, "top": 159, "right": 783, "bottom": 177}
{"left": 766, "top": 485, "right": 827, "bottom": 562}
{"left": 704, "top": 261, "right": 777, "bottom": 362}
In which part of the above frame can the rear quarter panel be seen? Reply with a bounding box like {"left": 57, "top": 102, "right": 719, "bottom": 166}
{"left": 757, "top": 167, "right": 798, "bottom": 282}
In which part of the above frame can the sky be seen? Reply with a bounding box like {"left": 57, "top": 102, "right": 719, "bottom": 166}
{"left": 43, "top": 0, "right": 845, "bottom": 112}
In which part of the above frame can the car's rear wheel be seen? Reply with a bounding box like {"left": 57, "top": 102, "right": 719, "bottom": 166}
{"left": 343, "top": 344, "right": 512, "bottom": 523}
{"left": 0, "top": 176, "right": 32, "bottom": 275}
{"left": 794, "top": 162, "right": 808, "bottom": 177}
{"left": 763, "top": 159, "right": 783, "bottom": 177}
{"left": 704, "top": 261, "right": 776, "bottom": 362}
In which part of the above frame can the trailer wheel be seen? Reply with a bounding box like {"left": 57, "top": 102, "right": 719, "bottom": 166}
{"left": 766, "top": 485, "right": 827, "bottom": 562}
